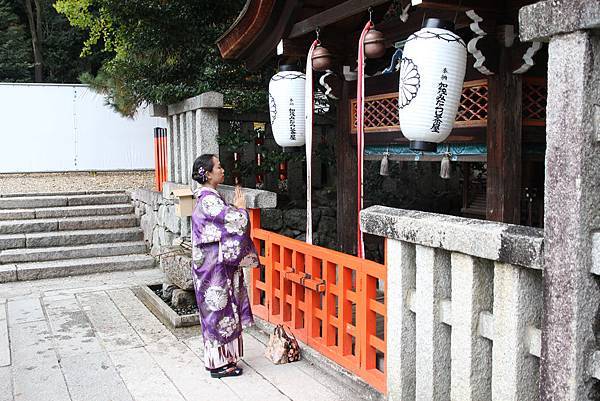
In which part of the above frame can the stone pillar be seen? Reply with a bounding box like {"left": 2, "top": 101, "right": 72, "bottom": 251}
{"left": 520, "top": 1, "right": 600, "bottom": 399}
{"left": 165, "top": 92, "right": 223, "bottom": 185}
{"left": 450, "top": 253, "right": 493, "bottom": 401}
{"left": 492, "top": 263, "right": 542, "bottom": 401}
{"left": 386, "top": 239, "right": 416, "bottom": 401}
{"left": 415, "top": 245, "right": 452, "bottom": 400}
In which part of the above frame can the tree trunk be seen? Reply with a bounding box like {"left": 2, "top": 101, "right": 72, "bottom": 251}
{"left": 24, "top": 0, "right": 43, "bottom": 82}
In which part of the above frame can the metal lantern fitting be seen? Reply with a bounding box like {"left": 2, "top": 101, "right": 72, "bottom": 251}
{"left": 268, "top": 64, "right": 306, "bottom": 149}
{"left": 364, "top": 29, "right": 386, "bottom": 58}
{"left": 312, "top": 44, "right": 334, "bottom": 71}
{"left": 398, "top": 18, "right": 467, "bottom": 152}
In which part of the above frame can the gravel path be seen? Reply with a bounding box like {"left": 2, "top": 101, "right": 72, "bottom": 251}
{"left": 0, "top": 170, "right": 155, "bottom": 195}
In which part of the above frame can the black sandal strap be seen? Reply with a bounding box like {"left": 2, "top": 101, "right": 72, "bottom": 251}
{"left": 210, "top": 365, "right": 243, "bottom": 378}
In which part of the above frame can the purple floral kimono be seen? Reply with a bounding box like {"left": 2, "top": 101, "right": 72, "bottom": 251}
{"left": 191, "top": 186, "right": 259, "bottom": 369}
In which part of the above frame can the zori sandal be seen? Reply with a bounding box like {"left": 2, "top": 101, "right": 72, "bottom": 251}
{"left": 210, "top": 364, "right": 243, "bottom": 378}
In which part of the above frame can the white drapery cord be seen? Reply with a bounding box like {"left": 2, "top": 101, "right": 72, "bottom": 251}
{"left": 304, "top": 39, "right": 318, "bottom": 244}
{"left": 356, "top": 21, "right": 373, "bottom": 258}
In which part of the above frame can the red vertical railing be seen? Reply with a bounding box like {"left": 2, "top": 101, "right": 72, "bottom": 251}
{"left": 154, "top": 127, "right": 168, "bottom": 191}
{"left": 248, "top": 208, "right": 387, "bottom": 393}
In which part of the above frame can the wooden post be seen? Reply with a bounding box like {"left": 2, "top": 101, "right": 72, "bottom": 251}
{"left": 486, "top": 47, "right": 522, "bottom": 223}
{"left": 336, "top": 80, "right": 358, "bottom": 254}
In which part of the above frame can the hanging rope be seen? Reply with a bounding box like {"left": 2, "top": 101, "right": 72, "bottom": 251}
{"left": 305, "top": 38, "right": 319, "bottom": 244}
{"left": 356, "top": 19, "right": 373, "bottom": 258}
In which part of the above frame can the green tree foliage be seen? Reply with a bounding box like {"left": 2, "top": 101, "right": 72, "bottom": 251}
{"left": 55, "top": 0, "right": 270, "bottom": 116}
{"left": 0, "top": 0, "right": 32, "bottom": 81}
{"left": 1, "top": 0, "right": 106, "bottom": 83}
{"left": 43, "top": 3, "right": 105, "bottom": 83}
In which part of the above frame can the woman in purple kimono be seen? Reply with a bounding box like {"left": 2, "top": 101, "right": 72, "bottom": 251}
{"left": 191, "top": 154, "right": 259, "bottom": 378}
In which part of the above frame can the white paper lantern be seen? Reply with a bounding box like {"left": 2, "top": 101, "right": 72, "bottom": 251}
{"left": 268, "top": 65, "right": 306, "bottom": 149}
{"left": 398, "top": 19, "right": 467, "bottom": 152}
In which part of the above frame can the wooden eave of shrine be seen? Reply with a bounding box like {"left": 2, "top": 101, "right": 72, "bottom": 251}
{"left": 216, "top": 0, "right": 537, "bottom": 71}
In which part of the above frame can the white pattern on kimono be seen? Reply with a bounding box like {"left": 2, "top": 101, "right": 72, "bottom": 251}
{"left": 232, "top": 302, "right": 240, "bottom": 323}
{"left": 192, "top": 246, "right": 205, "bottom": 265}
{"left": 201, "top": 195, "right": 225, "bottom": 217}
{"left": 194, "top": 278, "right": 202, "bottom": 293}
{"left": 224, "top": 210, "right": 247, "bottom": 235}
{"left": 200, "top": 223, "right": 221, "bottom": 243}
{"left": 204, "top": 285, "right": 229, "bottom": 311}
{"left": 222, "top": 239, "right": 241, "bottom": 261}
{"left": 218, "top": 316, "right": 237, "bottom": 338}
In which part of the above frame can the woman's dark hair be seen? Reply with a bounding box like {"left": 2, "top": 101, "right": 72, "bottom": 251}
{"left": 192, "top": 154, "right": 217, "bottom": 184}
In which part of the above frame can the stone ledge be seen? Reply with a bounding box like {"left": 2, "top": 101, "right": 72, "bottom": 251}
{"left": 217, "top": 185, "right": 277, "bottom": 209}
{"left": 167, "top": 92, "right": 223, "bottom": 116}
{"left": 132, "top": 284, "right": 199, "bottom": 328}
{"left": 162, "top": 182, "right": 277, "bottom": 209}
{"left": 360, "top": 206, "right": 544, "bottom": 269}
{"left": 519, "top": 0, "right": 600, "bottom": 42}
{"left": 149, "top": 103, "right": 168, "bottom": 118}
{"left": 129, "top": 188, "right": 164, "bottom": 209}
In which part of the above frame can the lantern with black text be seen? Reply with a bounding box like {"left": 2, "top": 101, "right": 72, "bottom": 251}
{"left": 268, "top": 65, "right": 306, "bottom": 149}
{"left": 398, "top": 19, "right": 467, "bottom": 152}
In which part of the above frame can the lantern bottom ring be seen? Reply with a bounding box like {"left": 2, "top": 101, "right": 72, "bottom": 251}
{"left": 282, "top": 146, "right": 304, "bottom": 153}
{"left": 409, "top": 140, "right": 438, "bottom": 152}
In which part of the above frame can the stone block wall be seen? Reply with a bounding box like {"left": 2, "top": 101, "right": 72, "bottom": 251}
{"left": 129, "top": 188, "right": 189, "bottom": 256}
{"left": 260, "top": 187, "right": 338, "bottom": 250}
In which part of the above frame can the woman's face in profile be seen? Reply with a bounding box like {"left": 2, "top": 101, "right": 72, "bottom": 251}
{"left": 210, "top": 157, "right": 225, "bottom": 185}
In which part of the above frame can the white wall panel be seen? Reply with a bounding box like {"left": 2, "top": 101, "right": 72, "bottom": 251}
{"left": 0, "top": 83, "right": 166, "bottom": 172}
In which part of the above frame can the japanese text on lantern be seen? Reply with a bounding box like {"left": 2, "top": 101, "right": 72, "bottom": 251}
{"left": 289, "top": 98, "right": 296, "bottom": 141}
{"left": 431, "top": 68, "right": 449, "bottom": 133}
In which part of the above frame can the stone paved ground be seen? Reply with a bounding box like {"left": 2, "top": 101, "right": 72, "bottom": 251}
{"left": 0, "top": 269, "right": 364, "bottom": 401}
{"left": 0, "top": 171, "right": 155, "bottom": 194}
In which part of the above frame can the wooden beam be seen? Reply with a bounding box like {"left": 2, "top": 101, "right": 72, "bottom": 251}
{"left": 242, "top": 0, "right": 302, "bottom": 70}
{"left": 486, "top": 46, "right": 522, "bottom": 223}
{"left": 336, "top": 79, "right": 358, "bottom": 255}
{"left": 411, "top": 0, "right": 501, "bottom": 13}
{"left": 217, "top": 0, "right": 277, "bottom": 59}
{"left": 289, "top": 0, "right": 390, "bottom": 39}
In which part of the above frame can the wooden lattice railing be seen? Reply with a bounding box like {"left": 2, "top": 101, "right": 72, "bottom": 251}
{"left": 350, "top": 77, "right": 547, "bottom": 134}
{"left": 350, "top": 79, "right": 489, "bottom": 133}
{"left": 522, "top": 77, "right": 547, "bottom": 126}
{"left": 455, "top": 79, "right": 488, "bottom": 128}
{"left": 248, "top": 209, "right": 387, "bottom": 393}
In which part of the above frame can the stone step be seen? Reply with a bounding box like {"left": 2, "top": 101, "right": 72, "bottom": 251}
{"left": 0, "top": 254, "right": 156, "bottom": 283}
{"left": 0, "top": 204, "right": 134, "bottom": 221}
{"left": 0, "top": 190, "right": 124, "bottom": 198}
{"left": 0, "top": 193, "right": 130, "bottom": 210}
{"left": 0, "top": 214, "right": 138, "bottom": 235}
{"left": 0, "top": 227, "right": 143, "bottom": 251}
{"left": 0, "top": 241, "right": 148, "bottom": 264}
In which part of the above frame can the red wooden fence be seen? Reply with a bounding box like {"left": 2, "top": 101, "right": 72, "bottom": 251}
{"left": 154, "top": 127, "right": 168, "bottom": 192}
{"left": 248, "top": 209, "right": 387, "bottom": 393}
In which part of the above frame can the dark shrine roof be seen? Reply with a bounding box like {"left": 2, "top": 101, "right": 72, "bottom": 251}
{"left": 217, "top": 0, "right": 539, "bottom": 70}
